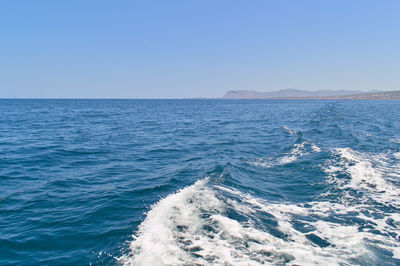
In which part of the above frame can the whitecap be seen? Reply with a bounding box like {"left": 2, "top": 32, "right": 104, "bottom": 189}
{"left": 250, "top": 141, "right": 320, "bottom": 168}
{"left": 326, "top": 148, "right": 400, "bottom": 207}
{"left": 118, "top": 181, "right": 399, "bottom": 265}
{"left": 119, "top": 148, "right": 400, "bottom": 265}
{"left": 389, "top": 138, "right": 400, "bottom": 144}
{"left": 282, "top": 126, "right": 297, "bottom": 135}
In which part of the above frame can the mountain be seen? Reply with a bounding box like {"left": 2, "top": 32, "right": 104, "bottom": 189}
{"left": 221, "top": 89, "right": 400, "bottom": 99}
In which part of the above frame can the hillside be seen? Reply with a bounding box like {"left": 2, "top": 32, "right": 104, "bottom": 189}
{"left": 222, "top": 89, "right": 400, "bottom": 100}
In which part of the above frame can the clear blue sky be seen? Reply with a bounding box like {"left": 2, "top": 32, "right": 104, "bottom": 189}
{"left": 1, "top": 0, "right": 399, "bottom": 98}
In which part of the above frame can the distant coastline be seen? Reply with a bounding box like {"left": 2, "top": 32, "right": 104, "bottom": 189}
{"left": 221, "top": 89, "right": 400, "bottom": 100}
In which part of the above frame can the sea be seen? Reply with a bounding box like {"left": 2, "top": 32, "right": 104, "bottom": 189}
{"left": 0, "top": 99, "right": 399, "bottom": 265}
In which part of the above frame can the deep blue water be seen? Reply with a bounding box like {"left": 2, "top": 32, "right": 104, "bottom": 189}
{"left": 1, "top": 99, "right": 399, "bottom": 265}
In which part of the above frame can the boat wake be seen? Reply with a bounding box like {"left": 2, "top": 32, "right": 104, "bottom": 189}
{"left": 250, "top": 141, "right": 321, "bottom": 168}
{"left": 118, "top": 148, "right": 400, "bottom": 265}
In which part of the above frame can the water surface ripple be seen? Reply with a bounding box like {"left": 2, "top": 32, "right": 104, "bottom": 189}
{"left": 0, "top": 99, "right": 399, "bottom": 265}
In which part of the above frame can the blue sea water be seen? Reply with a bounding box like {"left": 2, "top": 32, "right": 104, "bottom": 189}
{"left": 0, "top": 99, "right": 400, "bottom": 265}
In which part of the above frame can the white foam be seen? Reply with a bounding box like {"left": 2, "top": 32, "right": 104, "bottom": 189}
{"left": 278, "top": 142, "right": 307, "bottom": 164}
{"left": 389, "top": 138, "right": 400, "bottom": 144}
{"left": 327, "top": 148, "right": 400, "bottom": 207}
{"left": 311, "top": 144, "right": 322, "bottom": 153}
{"left": 282, "top": 126, "right": 296, "bottom": 135}
{"left": 393, "top": 247, "right": 400, "bottom": 259}
{"left": 322, "top": 148, "right": 400, "bottom": 259}
{"left": 118, "top": 181, "right": 399, "bottom": 265}
{"left": 119, "top": 148, "right": 400, "bottom": 265}
{"left": 251, "top": 141, "right": 318, "bottom": 168}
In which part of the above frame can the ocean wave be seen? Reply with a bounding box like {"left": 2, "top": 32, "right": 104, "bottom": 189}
{"left": 282, "top": 126, "right": 297, "bottom": 135}
{"left": 324, "top": 148, "right": 400, "bottom": 207}
{"left": 118, "top": 149, "right": 400, "bottom": 265}
{"left": 389, "top": 138, "right": 400, "bottom": 144}
{"left": 250, "top": 141, "right": 321, "bottom": 168}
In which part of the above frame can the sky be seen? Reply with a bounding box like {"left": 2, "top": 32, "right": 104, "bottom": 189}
{"left": 1, "top": 0, "right": 399, "bottom": 98}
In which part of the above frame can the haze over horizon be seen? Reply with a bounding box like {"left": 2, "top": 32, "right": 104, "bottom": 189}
{"left": 1, "top": 0, "right": 400, "bottom": 99}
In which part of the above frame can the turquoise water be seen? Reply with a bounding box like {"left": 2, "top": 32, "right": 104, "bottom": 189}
{"left": 1, "top": 99, "right": 399, "bottom": 265}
